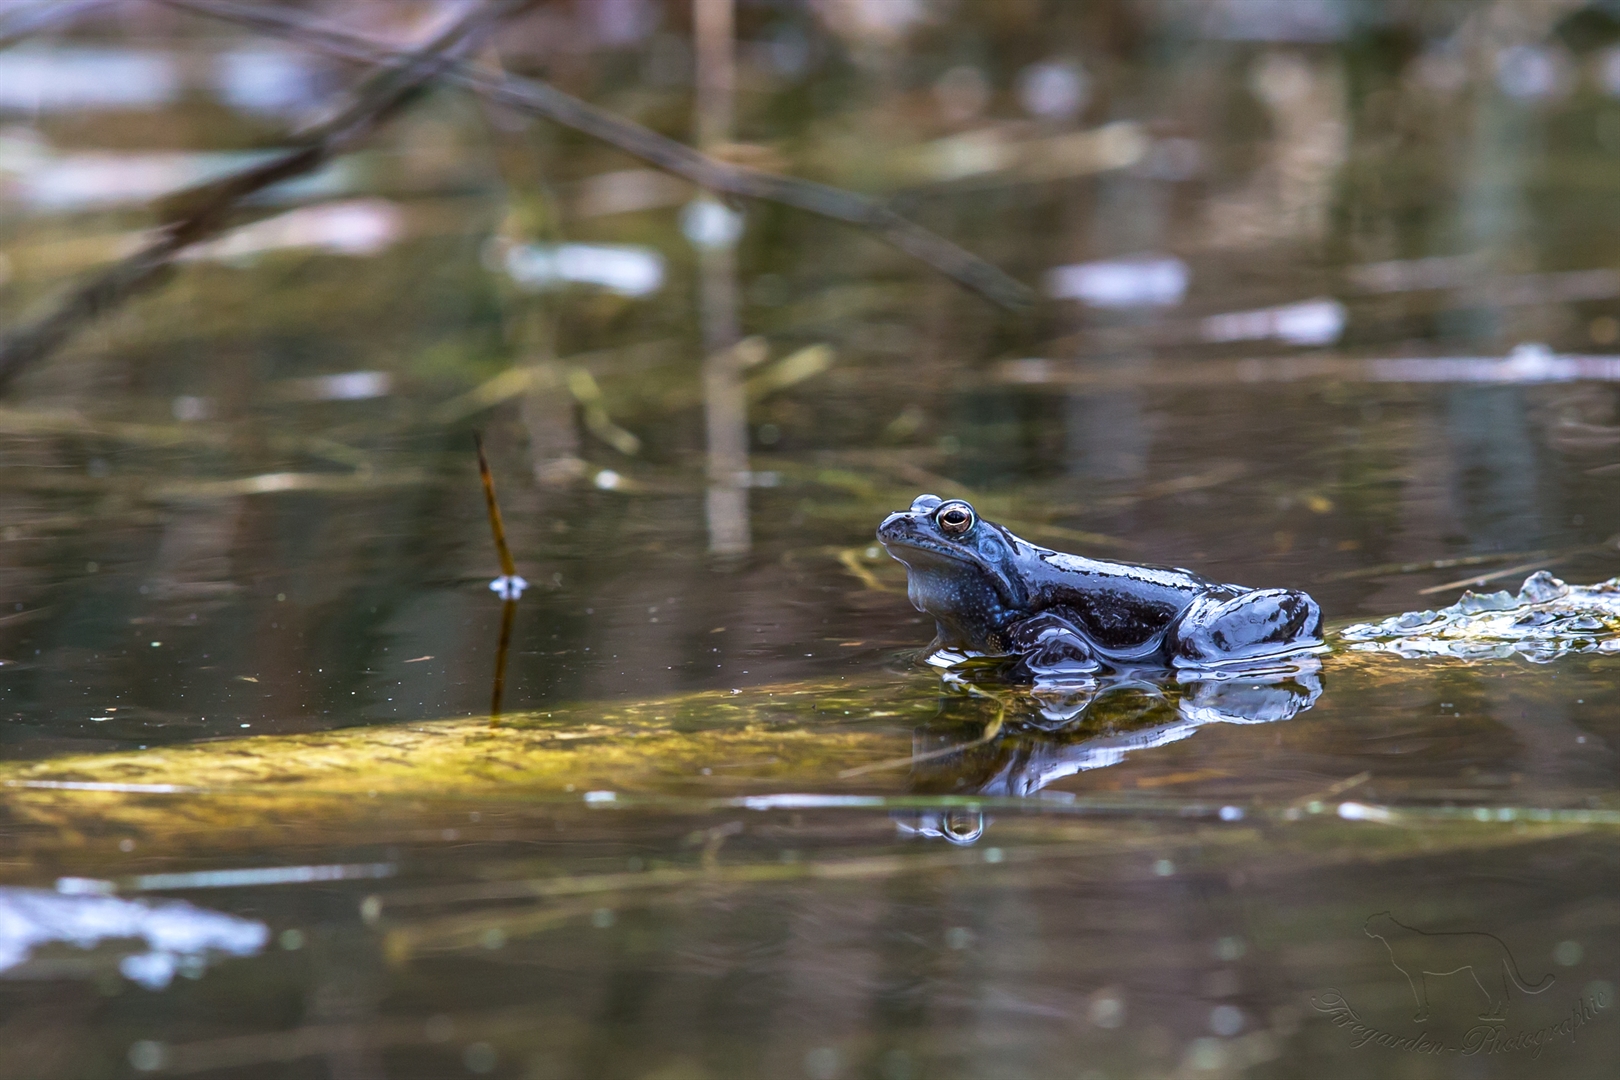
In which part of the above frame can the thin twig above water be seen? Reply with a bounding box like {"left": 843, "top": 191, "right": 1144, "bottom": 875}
{"left": 161, "top": 0, "right": 1034, "bottom": 309}
{"left": 1316, "top": 550, "right": 1548, "bottom": 584}
{"left": 0, "top": 0, "right": 528, "bottom": 392}
{"left": 1414, "top": 537, "right": 1620, "bottom": 596}
{"left": 475, "top": 434, "right": 525, "bottom": 720}
{"left": 473, "top": 434, "right": 517, "bottom": 582}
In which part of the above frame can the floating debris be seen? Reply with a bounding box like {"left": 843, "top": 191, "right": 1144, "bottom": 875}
{"left": 1201, "top": 297, "right": 1346, "bottom": 347}
{"left": 57, "top": 863, "right": 395, "bottom": 894}
{"left": 592, "top": 469, "right": 626, "bottom": 492}
{"left": 904, "top": 121, "right": 1146, "bottom": 185}
{"left": 180, "top": 199, "right": 404, "bottom": 264}
{"left": 0, "top": 44, "right": 323, "bottom": 117}
{"left": 1340, "top": 572, "right": 1620, "bottom": 661}
{"left": 1044, "top": 255, "right": 1188, "bottom": 308}
{"left": 997, "top": 346, "right": 1620, "bottom": 388}
{"left": 0, "top": 887, "right": 266, "bottom": 989}
{"left": 1016, "top": 59, "right": 1089, "bottom": 121}
{"left": 212, "top": 48, "right": 324, "bottom": 116}
{"left": 680, "top": 197, "right": 745, "bottom": 250}
{"left": 500, "top": 241, "right": 665, "bottom": 297}
{"left": 146, "top": 471, "right": 424, "bottom": 500}
{"left": 0, "top": 46, "right": 180, "bottom": 112}
{"left": 268, "top": 368, "right": 393, "bottom": 402}
{"left": 3, "top": 146, "right": 353, "bottom": 213}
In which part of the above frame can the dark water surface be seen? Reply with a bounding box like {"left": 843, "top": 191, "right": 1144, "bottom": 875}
{"left": 8, "top": 3, "right": 1620, "bottom": 1078}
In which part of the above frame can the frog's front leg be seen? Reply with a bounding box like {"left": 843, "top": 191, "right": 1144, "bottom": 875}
{"left": 1169, "top": 587, "right": 1322, "bottom": 667}
{"left": 1007, "top": 612, "right": 1102, "bottom": 676}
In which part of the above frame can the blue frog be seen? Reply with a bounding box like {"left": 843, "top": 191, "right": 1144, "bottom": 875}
{"left": 877, "top": 495, "right": 1323, "bottom": 674}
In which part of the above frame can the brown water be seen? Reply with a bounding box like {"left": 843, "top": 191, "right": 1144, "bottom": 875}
{"left": 5, "top": 3, "right": 1620, "bottom": 1078}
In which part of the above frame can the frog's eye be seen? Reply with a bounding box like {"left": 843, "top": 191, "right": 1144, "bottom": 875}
{"left": 936, "top": 501, "right": 975, "bottom": 537}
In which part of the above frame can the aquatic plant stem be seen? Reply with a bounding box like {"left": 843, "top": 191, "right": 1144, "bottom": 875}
{"left": 159, "top": 0, "right": 1034, "bottom": 309}
{"left": 491, "top": 599, "right": 517, "bottom": 722}
{"left": 473, "top": 434, "right": 518, "bottom": 581}
{"left": 476, "top": 433, "right": 521, "bottom": 721}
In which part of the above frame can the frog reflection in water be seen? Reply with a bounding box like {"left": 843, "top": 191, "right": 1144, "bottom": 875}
{"left": 878, "top": 495, "right": 1324, "bottom": 674}
{"left": 899, "top": 660, "right": 1323, "bottom": 844}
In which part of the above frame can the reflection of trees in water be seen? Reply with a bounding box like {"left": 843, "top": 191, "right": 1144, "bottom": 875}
{"left": 898, "top": 661, "right": 1322, "bottom": 843}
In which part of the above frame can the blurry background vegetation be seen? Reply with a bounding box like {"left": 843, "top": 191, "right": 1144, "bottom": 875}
{"left": 6, "top": 0, "right": 1620, "bottom": 739}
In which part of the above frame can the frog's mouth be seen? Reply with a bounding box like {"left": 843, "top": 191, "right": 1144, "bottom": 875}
{"left": 880, "top": 533, "right": 976, "bottom": 568}
{"left": 876, "top": 512, "right": 986, "bottom": 572}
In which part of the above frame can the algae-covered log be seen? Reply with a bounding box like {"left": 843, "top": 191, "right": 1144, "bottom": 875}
{"left": 0, "top": 678, "right": 939, "bottom": 850}
{"left": 0, "top": 638, "right": 1597, "bottom": 859}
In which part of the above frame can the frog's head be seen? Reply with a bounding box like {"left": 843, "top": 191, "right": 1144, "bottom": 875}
{"left": 877, "top": 495, "right": 1028, "bottom": 648}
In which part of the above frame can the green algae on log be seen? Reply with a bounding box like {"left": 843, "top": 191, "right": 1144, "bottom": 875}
{"left": 1, "top": 683, "right": 915, "bottom": 781}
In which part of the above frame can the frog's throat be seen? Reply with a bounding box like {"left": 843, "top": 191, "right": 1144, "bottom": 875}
{"left": 881, "top": 536, "right": 1027, "bottom": 614}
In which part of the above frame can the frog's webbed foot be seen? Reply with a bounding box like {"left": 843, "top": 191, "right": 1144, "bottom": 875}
{"left": 1008, "top": 613, "right": 1101, "bottom": 677}
{"left": 1170, "top": 588, "right": 1322, "bottom": 667}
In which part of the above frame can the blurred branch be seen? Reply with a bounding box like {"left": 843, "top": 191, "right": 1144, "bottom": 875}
{"left": 160, "top": 0, "right": 1035, "bottom": 310}
{"left": 0, "top": 0, "right": 529, "bottom": 393}
{"left": 0, "top": 0, "right": 117, "bottom": 52}
{"left": 0, "top": 404, "right": 371, "bottom": 469}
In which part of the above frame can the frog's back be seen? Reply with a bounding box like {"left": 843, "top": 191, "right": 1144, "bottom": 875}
{"left": 1023, "top": 550, "right": 1213, "bottom": 654}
